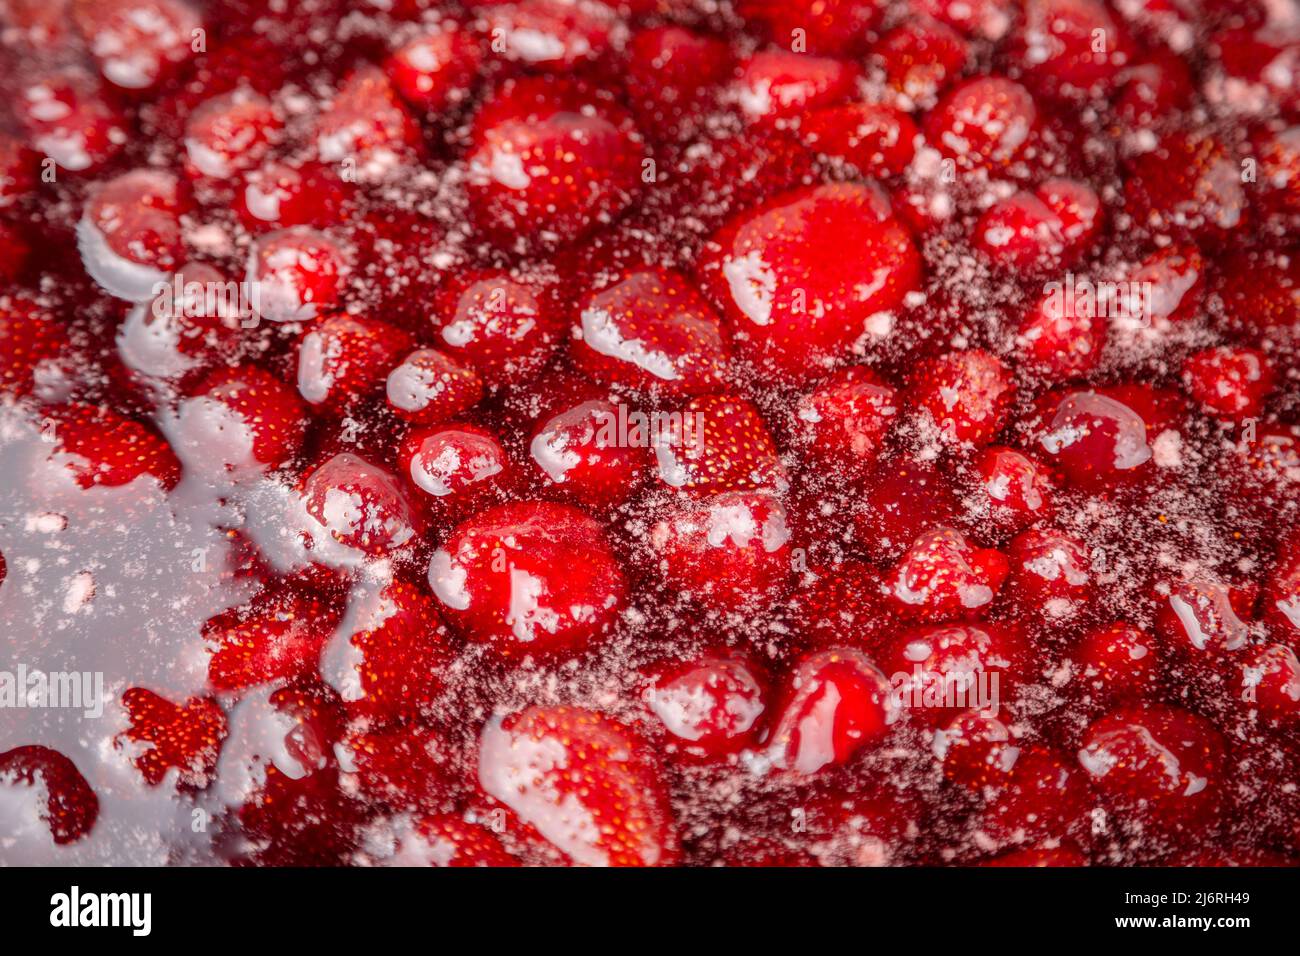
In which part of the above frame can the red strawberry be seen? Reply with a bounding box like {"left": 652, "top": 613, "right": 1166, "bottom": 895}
{"left": 182, "top": 90, "right": 280, "bottom": 179}
{"left": 766, "top": 647, "right": 896, "bottom": 774}
{"left": 799, "top": 102, "right": 919, "bottom": 176}
{"left": 649, "top": 490, "right": 792, "bottom": 609}
{"left": 883, "top": 622, "right": 1030, "bottom": 727}
{"left": 653, "top": 393, "right": 787, "bottom": 496}
{"left": 529, "top": 399, "right": 652, "bottom": 508}
{"left": 0, "top": 746, "right": 99, "bottom": 845}
{"left": 570, "top": 268, "right": 730, "bottom": 396}
{"left": 1114, "top": 51, "right": 1194, "bottom": 126}
{"left": 730, "top": 50, "right": 860, "bottom": 122}
{"left": 406, "top": 813, "right": 520, "bottom": 866}
{"left": 343, "top": 723, "right": 452, "bottom": 812}
{"left": 465, "top": 77, "right": 642, "bottom": 248}
{"left": 477, "top": 705, "right": 679, "bottom": 866}
{"left": 1030, "top": 385, "right": 1182, "bottom": 487}
{"left": 923, "top": 77, "right": 1039, "bottom": 172}
{"left": 42, "top": 402, "right": 181, "bottom": 490}
{"left": 236, "top": 160, "right": 349, "bottom": 232}
{"left": 971, "top": 445, "right": 1055, "bottom": 534}
{"left": 1240, "top": 643, "right": 1300, "bottom": 724}
{"left": 851, "top": 457, "right": 961, "bottom": 559}
{"left": 433, "top": 270, "right": 562, "bottom": 385}
{"left": 793, "top": 366, "right": 898, "bottom": 478}
{"left": 176, "top": 364, "right": 309, "bottom": 471}
{"left": 301, "top": 452, "right": 422, "bottom": 556}
{"left": 1125, "top": 131, "right": 1249, "bottom": 242}
{"left": 1077, "top": 702, "right": 1226, "bottom": 828}
{"left": 79, "top": 168, "right": 190, "bottom": 300}
{"left": 907, "top": 349, "right": 1014, "bottom": 446}
{"left": 1039, "top": 178, "right": 1103, "bottom": 254}
{"left": 642, "top": 654, "right": 768, "bottom": 761}
{"left": 323, "top": 578, "right": 455, "bottom": 722}
{"left": 428, "top": 501, "right": 627, "bottom": 657}
{"left": 1071, "top": 622, "right": 1160, "bottom": 708}
{"left": 934, "top": 710, "right": 1020, "bottom": 789}
{"left": 884, "top": 526, "right": 1009, "bottom": 621}
{"left": 397, "top": 418, "right": 514, "bottom": 502}
{"left": 1016, "top": 285, "right": 1108, "bottom": 381}
{"left": 973, "top": 191, "right": 1067, "bottom": 272}
{"left": 73, "top": 0, "right": 199, "bottom": 92}
{"left": 699, "top": 182, "right": 922, "bottom": 382}
{"left": 978, "top": 746, "right": 1093, "bottom": 846}
{"left": 248, "top": 226, "right": 348, "bottom": 324}
{"left": 1004, "top": 527, "right": 1094, "bottom": 611}
{"left": 297, "top": 314, "right": 414, "bottom": 411}
{"left": 385, "top": 348, "right": 483, "bottom": 425}
{"left": 117, "top": 688, "right": 227, "bottom": 787}
{"left": 313, "top": 65, "right": 421, "bottom": 182}
{"left": 0, "top": 295, "right": 67, "bottom": 396}
{"left": 624, "top": 26, "right": 731, "bottom": 139}
{"left": 1181, "top": 346, "right": 1274, "bottom": 419}
{"left": 398, "top": 422, "right": 516, "bottom": 518}
{"left": 204, "top": 584, "right": 343, "bottom": 690}
{"left": 1120, "top": 243, "right": 1206, "bottom": 326}
{"left": 873, "top": 19, "right": 968, "bottom": 107}
{"left": 737, "top": 0, "right": 884, "bottom": 55}
{"left": 1154, "top": 575, "right": 1253, "bottom": 660}
{"left": 18, "top": 69, "right": 126, "bottom": 174}
{"left": 477, "top": 0, "right": 620, "bottom": 71}
{"left": 1005, "top": 0, "right": 1133, "bottom": 98}
{"left": 384, "top": 25, "right": 483, "bottom": 113}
